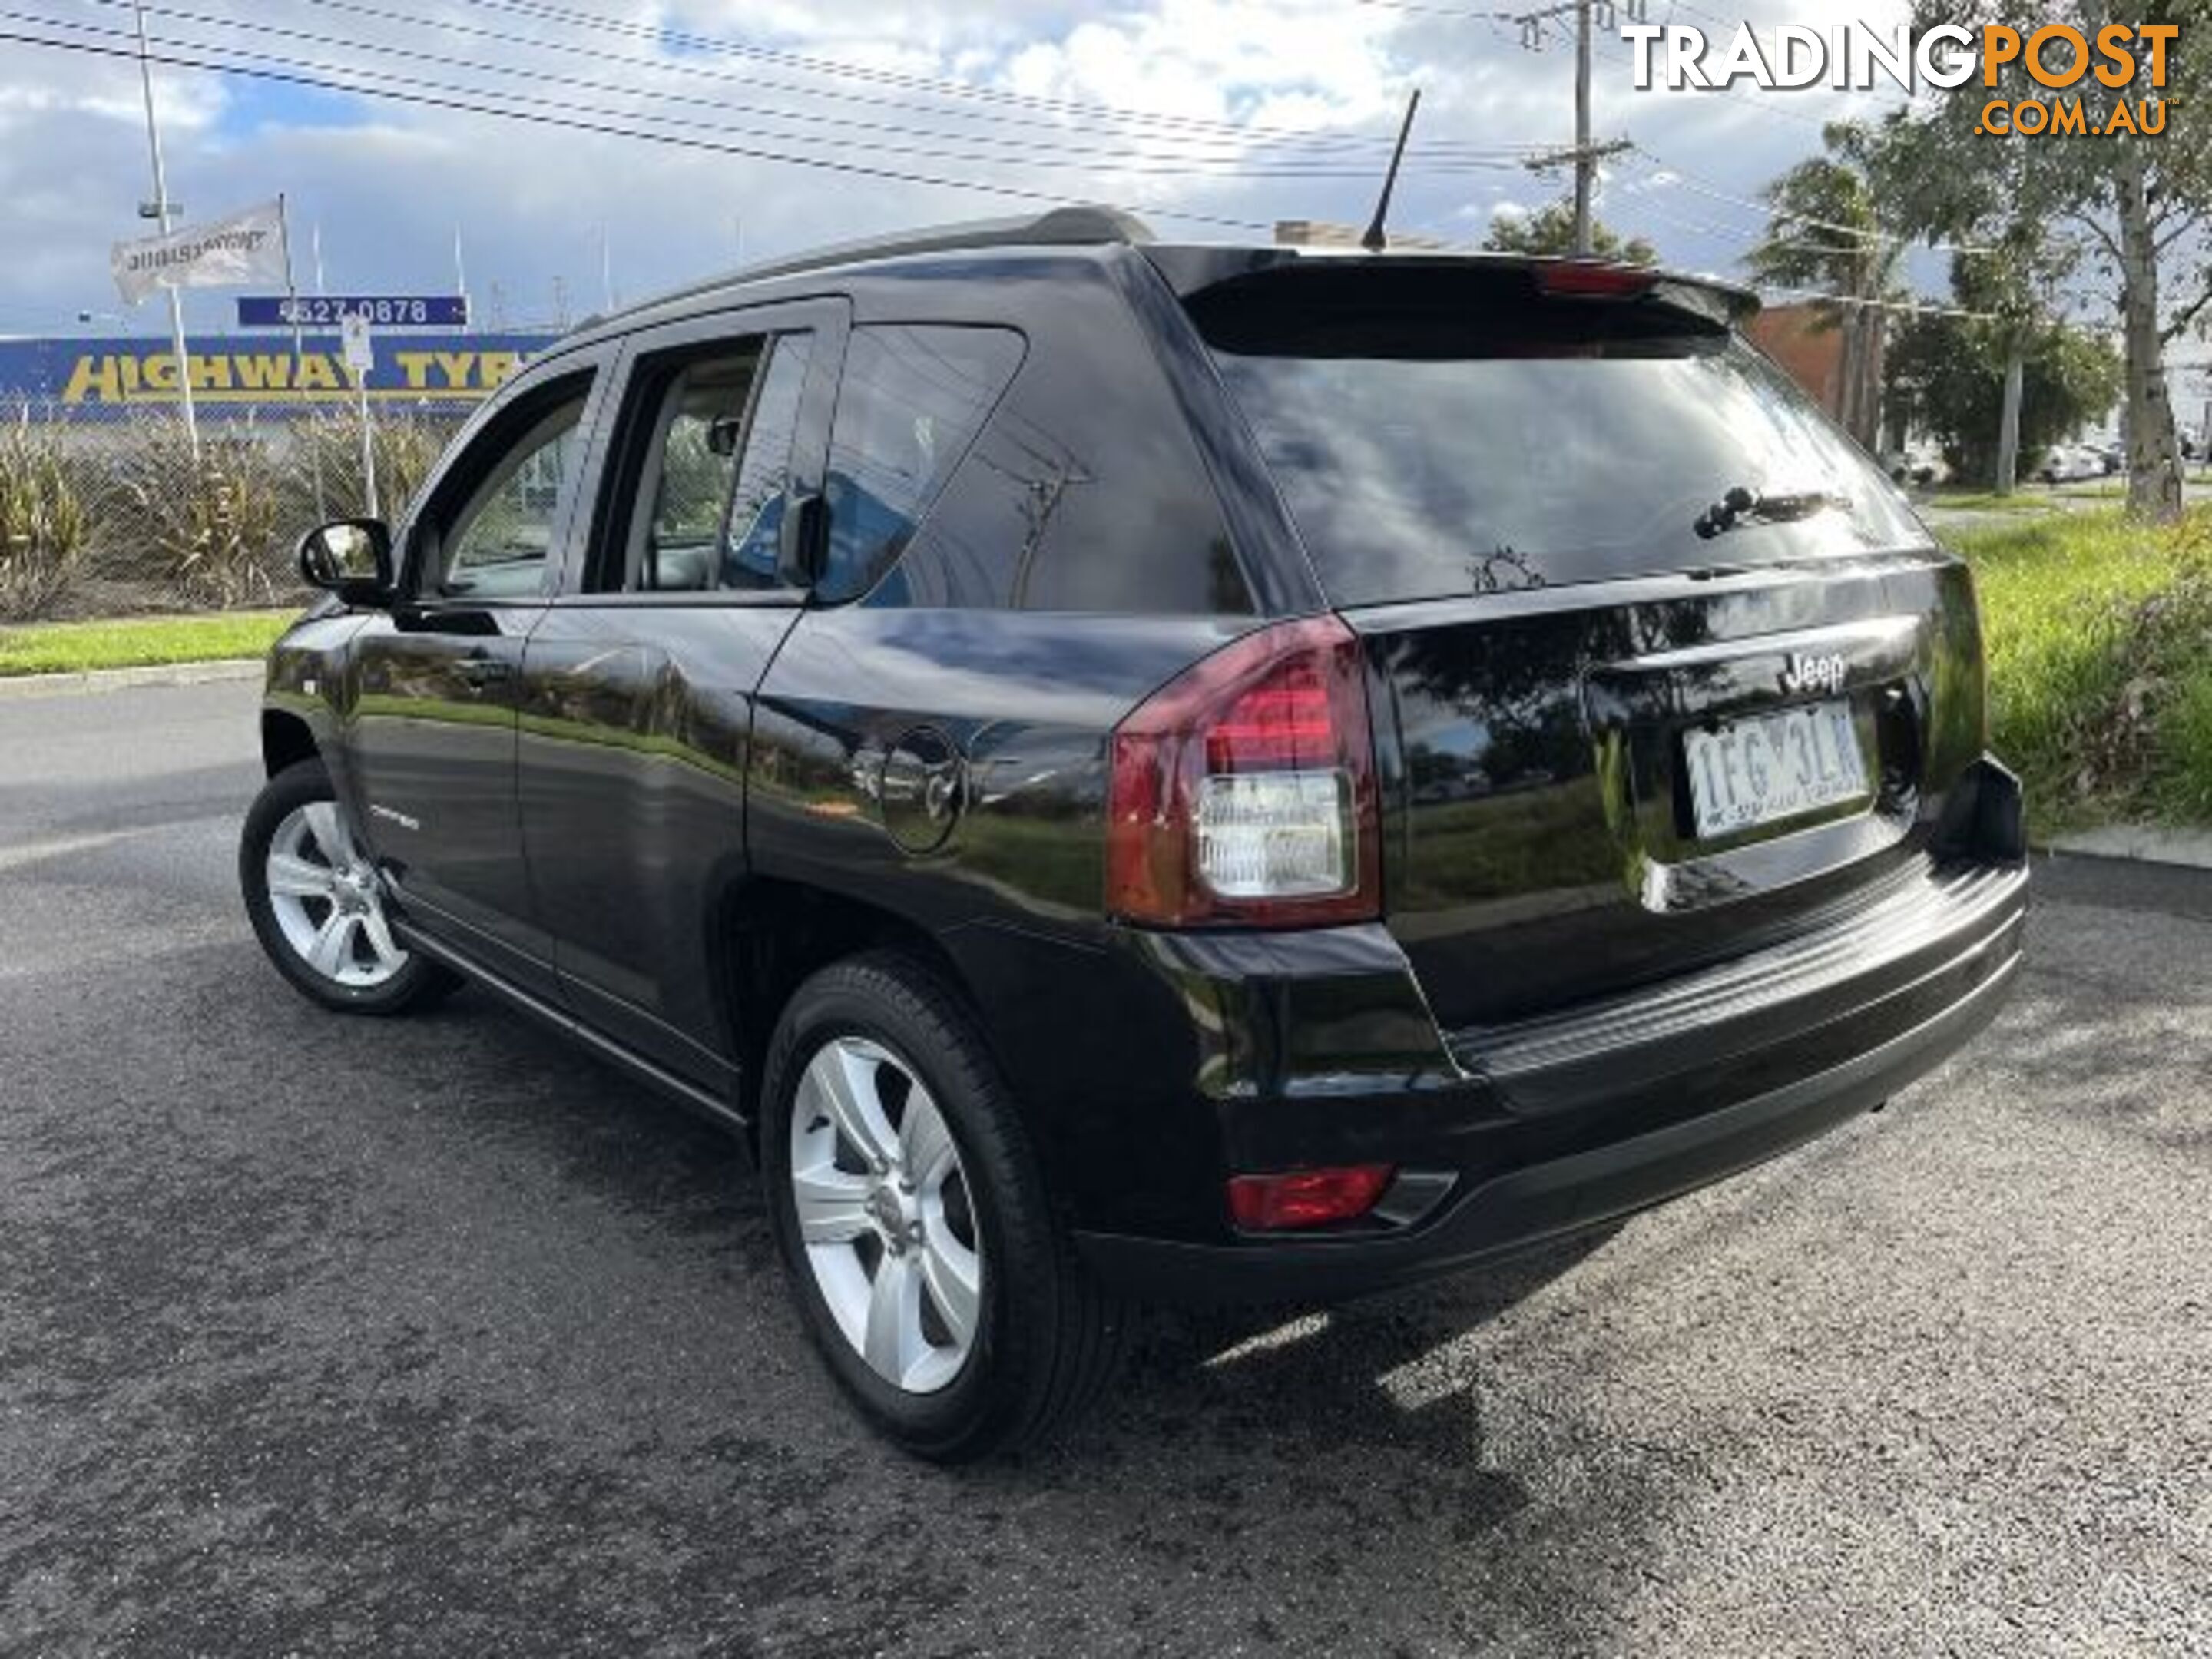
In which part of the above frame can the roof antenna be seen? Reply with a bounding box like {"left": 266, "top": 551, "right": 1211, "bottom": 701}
{"left": 1360, "top": 88, "right": 1422, "bottom": 253}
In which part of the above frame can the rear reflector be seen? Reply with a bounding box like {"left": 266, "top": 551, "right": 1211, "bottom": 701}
{"left": 1227, "top": 1165, "right": 1395, "bottom": 1231}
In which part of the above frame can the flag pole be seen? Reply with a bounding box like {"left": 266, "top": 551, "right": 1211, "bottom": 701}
{"left": 132, "top": 0, "right": 196, "bottom": 456}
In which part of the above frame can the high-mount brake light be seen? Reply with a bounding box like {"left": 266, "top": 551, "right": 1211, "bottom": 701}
{"left": 1534, "top": 262, "right": 1657, "bottom": 300}
{"left": 1106, "top": 616, "right": 1382, "bottom": 929}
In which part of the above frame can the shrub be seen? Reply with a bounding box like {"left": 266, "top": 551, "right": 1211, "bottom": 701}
{"left": 0, "top": 406, "right": 88, "bottom": 619}
{"left": 283, "top": 408, "right": 462, "bottom": 531}
{"left": 108, "top": 416, "right": 286, "bottom": 608}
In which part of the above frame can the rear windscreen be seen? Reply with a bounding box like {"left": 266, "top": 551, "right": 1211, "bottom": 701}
{"left": 1201, "top": 283, "right": 1927, "bottom": 606}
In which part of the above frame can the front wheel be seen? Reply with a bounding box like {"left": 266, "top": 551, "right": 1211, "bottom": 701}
{"left": 761, "top": 952, "right": 1128, "bottom": 1462}
{"left": 240, "top": 758, "right": 458, "bottom": 1015}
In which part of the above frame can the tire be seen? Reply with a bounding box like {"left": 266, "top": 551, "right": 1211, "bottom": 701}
{"left": 761, "top": 951, "right": 1128, "bottom": 1462}
{"left": 239, "top": 757, "right": 459, "bottom": 1015}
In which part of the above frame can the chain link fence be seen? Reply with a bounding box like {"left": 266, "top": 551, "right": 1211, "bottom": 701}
{"left": 0, "top": 399, "right": 465, "bottom": 621}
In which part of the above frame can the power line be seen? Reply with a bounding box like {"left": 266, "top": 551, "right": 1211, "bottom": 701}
{"left": 1626, "top": 150, "right": 1998, "bottom": 257}
{"left": 423, "top": 0, "right": 1524, "bottom": 155}
{"left": 0, "top": 24, "right": 1292, "bottom": 230}
{"left": 14, "top": 6, "right": 1528, "bottom": 183}
{"left": 56, "top": 0, "right": 1553, "bottom": 168}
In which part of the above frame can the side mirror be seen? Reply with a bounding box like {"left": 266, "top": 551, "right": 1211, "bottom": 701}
{"left": 297, "top": 518, "right": 393, "bottom": 607}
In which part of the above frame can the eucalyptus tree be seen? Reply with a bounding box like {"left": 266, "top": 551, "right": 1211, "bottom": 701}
{"left": 1899, "top": 0, "right": 2210, "bottom": 518}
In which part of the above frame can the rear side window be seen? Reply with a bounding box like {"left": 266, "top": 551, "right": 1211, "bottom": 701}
{"left": 820, "top": 325, "right": 1023, "bottom": 603}
{"left": 632, "top": 348, "right": 759, "bottom": 592}
{"left": 1200, "top": 272, "right": 1927, "bottom": 606}
{"left": 724, "top": 333, "right": 813, "bottom": 587}
{"left": 602, "top": 331, "right": 813, "bottom": 594}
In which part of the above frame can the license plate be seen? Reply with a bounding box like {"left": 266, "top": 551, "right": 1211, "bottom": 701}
{"left": 1684, "top": 698, "right": 1867, "bottom": 839}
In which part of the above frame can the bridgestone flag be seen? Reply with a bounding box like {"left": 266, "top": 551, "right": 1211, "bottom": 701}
{"left": 111, "top": 199, "right": 286, "bottom": 305}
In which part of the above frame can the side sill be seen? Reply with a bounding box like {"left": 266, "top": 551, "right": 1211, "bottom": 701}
{"left": 391, "top": 917, "right": 755, "bottom": 1152}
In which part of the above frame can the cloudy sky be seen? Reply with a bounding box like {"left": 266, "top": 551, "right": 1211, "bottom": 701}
{"left": 0, "top": 0, "right": 1918, "bottom": 338}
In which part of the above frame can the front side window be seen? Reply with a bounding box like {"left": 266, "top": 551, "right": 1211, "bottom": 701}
{"left": 439, "top": 382, "right": 592, "bottom": 599}
{"left": 820, "top": 325, "right": 1024, "bottom": 603}
{"left": 611, "top": 331, "right": 816, "bottom": 593}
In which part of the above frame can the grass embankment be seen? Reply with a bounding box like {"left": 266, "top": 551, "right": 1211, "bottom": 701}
{"left": 0, "top": 609, "right": 294, "bottom": 677}
{"left": 1955, "top": 507, "right": 2212, "bottom": 830}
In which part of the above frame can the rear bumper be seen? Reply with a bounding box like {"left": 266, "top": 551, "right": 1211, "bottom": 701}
{"left": 1073, "top": 852, "right": 2027, "bottom": 1306}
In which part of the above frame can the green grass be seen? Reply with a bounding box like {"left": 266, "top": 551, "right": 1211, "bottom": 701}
{"left": 0, "top": 609, "right": 296, "bottom": 677}
{"left": 1954, "top": 507, "right": 2212, "bottom": 831}
{"left": 1928, "top": 490, "right": 2062, "bottom": 515}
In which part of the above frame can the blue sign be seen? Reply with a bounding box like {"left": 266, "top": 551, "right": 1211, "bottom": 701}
{"left": 237, "top": 294, "right": 470, "bottom": 329}
{"left": 0, "top": 332, "right": 561, "bottom": 421}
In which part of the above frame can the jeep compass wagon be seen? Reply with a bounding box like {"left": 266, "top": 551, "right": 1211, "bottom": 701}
{"left": 241, "top": 208, "right": 2028, "bottom": 1460}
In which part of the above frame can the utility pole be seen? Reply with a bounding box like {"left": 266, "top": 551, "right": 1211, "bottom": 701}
{"left": 1573, "top": 0, "right": 1593, "bottom": 255}
{"left": 1516, "top": 0, "right": 1642, "bottom": 257}
{"left": 131, "top": 0, "right": 196, "bottom": 456}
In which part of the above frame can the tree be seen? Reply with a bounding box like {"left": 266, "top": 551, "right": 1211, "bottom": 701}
{"left": 1485, "top": 200, "right": 1657, "bottom": 265}
{"left": 1746, "top": 124, "right": 1910, "bottom": 452}
{"left": 1894, "top": 0, "right": 2212, "bottom": 521}
{"left": 1886, "top": 284, "right": 2123, "bottom": 482}
{"left": 1871, "top": 121, "right": 2083, "bottom": 494}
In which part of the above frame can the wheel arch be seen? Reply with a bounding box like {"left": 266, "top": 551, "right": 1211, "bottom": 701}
{"left": 717, "top": 877, "right": 976, "bottom": 1129}
{"left": 261, "top": 707, "right": 321, "bottom": 777}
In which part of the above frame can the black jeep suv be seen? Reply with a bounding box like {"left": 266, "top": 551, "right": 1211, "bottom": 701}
{"left": 242, "top": 207, "right": 2028, "bottom": 1460}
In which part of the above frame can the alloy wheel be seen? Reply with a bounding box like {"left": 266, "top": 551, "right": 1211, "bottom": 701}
{"left": 787, "top": 1035, "right": 983, "bottom": 1395}
{"left": 263, "top": 801, "right": 407, "bottom": 989}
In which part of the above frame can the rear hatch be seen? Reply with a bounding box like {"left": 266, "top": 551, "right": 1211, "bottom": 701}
{"left": 1177, "top": 254, "right": 1988, "bottom": 1033}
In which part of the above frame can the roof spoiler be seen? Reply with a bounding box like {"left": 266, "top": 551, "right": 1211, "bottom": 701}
{"left": 1144, "top": 244, "right": 1760, "bottom": 327}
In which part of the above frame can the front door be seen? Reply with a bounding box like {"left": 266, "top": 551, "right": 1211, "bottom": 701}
{"left": 516, "top": 302, "right": 845, "bottom": 1088}
{"left": 345, "top": 359, "right": 609, "bottom": 993}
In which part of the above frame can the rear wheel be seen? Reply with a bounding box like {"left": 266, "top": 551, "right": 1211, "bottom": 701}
{"left": 761, "top": 952, "right": 1128, "bottom": 1462}
{"left": 240, "top": 758, "right": 458, "bottom": 1015}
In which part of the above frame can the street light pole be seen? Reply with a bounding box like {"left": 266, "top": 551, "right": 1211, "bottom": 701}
{"left": 132, "top": 0, "right": 197, "bottom": 455}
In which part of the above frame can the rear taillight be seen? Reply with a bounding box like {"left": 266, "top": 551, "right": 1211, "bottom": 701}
{"left": 1107, "top": 616, "right": 1381, "bottom": 928}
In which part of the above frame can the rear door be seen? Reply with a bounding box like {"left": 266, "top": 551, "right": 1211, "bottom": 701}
{"left": 343, "top": 352, "right": 614, "bottom": 995}
{"left": 1184, "top": 259, "right": 1988, "bottom": 1033}
{"left": 515, "top": 300, "right": 846, "bottom": 1088}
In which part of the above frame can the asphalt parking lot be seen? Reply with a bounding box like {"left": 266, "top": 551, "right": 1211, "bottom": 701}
{"left": 2, "top": 677, "right": 2207, "bottom": 1658}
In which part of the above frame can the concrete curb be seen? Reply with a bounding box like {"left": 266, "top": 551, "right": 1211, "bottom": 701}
{"left": 2046, "top": 826, "right": 2212, "bottom": 872}
{"left": 2034, "top": 846, "right": 2212, "bottom": 921}
{"left": 0, "top": 659, "right": 263, "bottom": 700}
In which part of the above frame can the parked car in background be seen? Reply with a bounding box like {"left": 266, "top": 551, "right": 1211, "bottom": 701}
{"left": 239, "top": 210, "right": 2029, "bottom": 1460}
{"left": 1883, "top": 447, "right": 1942, "bottom": 488}
{"left": 2038, "top": 445, "right": 2101, "bottom": 484}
